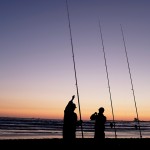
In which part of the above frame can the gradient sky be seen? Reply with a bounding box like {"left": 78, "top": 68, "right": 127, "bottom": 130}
{"left": 0, "top": 0, "right": 150, "bottom": 121}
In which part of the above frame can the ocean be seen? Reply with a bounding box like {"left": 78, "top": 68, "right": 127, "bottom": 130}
{"left": 0, "top": 117, "right": 150, "bottom": 139}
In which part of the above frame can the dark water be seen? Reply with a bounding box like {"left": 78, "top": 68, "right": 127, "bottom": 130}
{"left": 0, "top": 117, "right": 150, "bottom": 139}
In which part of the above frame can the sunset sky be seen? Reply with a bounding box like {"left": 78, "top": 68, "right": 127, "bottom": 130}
{"left": 0, "top": 0, "right": 150, "bottom": 121}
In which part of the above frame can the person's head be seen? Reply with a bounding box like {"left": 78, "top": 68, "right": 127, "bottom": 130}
{"left": 99, "top": 107, "right": 104, "bottom": 113}
{"left": 72, "top": 103, "right": 77, "bottom": 111}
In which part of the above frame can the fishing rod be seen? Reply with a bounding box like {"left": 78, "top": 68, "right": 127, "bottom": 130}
{"left": 98, "top": 20, "right": 117, "bottom": 138}
{"left": 65, "top": 0, "right": 84, "bottom": 138}
{"left": 120, "top": 24, "right": 142, "bottom": 138}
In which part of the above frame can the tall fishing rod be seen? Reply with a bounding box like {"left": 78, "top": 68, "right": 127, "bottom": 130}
{"left": 65, "top": 0, "right": 84, "bottom": 138}
{"left": 120, "top": 24, "right": 142, "bottom": 138}
{"left": 98, "top": 21, "right": 117, "bottom": 138}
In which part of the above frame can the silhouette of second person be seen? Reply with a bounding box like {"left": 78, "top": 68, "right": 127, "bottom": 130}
{"left": 90, "top": 107, "right": 106, "bottom": 142}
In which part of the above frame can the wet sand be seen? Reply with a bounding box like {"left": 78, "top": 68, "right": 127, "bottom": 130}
{"left": 0, "top": 138, "right": 149, "bottom": 149}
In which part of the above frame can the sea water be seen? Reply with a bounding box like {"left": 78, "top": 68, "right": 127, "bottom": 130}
{"left": 0, "top": 117, "right": 150, "bottom": 139}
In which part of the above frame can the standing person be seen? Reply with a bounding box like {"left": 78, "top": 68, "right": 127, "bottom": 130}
{"left": 110, "top": 122, "right": 113, "bottom": 129}
{"left": 90, "top": 107, "right": 106, "bottom": 142}
{"left": 63, "top": 95, "right": 82, "bottom": 141}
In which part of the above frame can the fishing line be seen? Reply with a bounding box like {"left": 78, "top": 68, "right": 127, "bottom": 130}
{"left": 120, "top": 24, "right": 142, "bottom": 138}
{"left": 98, "top": 20, "right": 117, "bottom": 138}
{"left": 65, "top": 0, "right": 84, "bottom": 138}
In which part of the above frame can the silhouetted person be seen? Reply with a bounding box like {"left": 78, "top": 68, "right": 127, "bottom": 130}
{"left": 110, "top": 122, "right": 113, "bottom": 129}
{"left": 90, "top": 107, "right": 106, "bottom": 143}
{"left": 63, "top": 95, "right": 82, "bottom": 142}
{"left": 135, "top": 124, "right": 138, "bottom": 130}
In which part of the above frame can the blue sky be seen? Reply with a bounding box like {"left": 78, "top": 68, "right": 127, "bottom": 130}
{"left": 0, "top": 0, "right": 150, "bottom": 120}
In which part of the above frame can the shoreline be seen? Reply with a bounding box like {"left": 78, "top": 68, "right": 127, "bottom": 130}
{"left": 0, "top": 138, "right": 149, "bottom": 148}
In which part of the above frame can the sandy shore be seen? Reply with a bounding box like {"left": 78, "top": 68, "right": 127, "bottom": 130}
{"left": 0, "top": 138, "right": 149, "bottom": 149}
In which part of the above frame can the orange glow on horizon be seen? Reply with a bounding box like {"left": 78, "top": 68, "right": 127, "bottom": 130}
{"left": 0, "top": 108, "right": 149, "bottom": 121}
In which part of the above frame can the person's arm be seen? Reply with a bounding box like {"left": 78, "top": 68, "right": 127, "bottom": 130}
{"left": 67, "top": 95, "right": 75, "bottom": 106}
{"left": 76, "top": 120, "right": 83, "bottom": 126}
{"left": 90, "top": 112, "right": 97, "bottom": 120}
{"left": 71, "top": 95, "right": 75, "bottom": 101}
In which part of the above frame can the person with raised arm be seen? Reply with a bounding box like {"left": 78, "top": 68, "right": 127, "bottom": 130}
{"left": 63, "top": 95, "right": 82, "bottom": 142}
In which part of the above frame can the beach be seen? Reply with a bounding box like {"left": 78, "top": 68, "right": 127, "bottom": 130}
{"left": 0, "top": 117, "right": 150, "bottom": 149}
{"left": 0, "top": 138, "right": 149, "bottom": 149}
